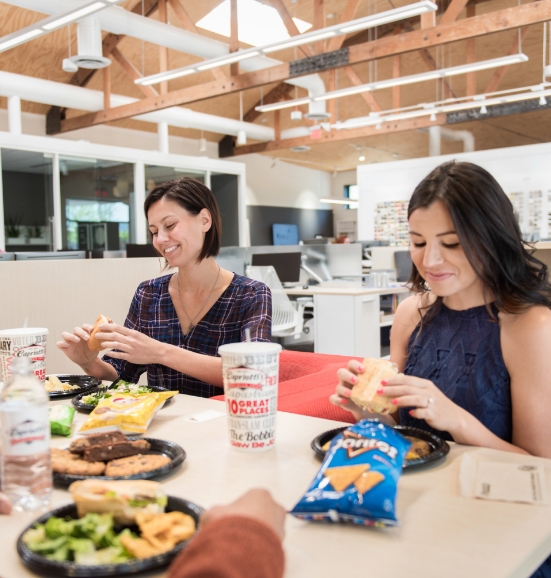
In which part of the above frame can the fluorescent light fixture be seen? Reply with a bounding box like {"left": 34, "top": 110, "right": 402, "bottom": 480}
{"left": 340, "top": 4, "right": 436, "bottom": 33}
{"left": 0, "top": 29, "right": 43, "bottom": 52}
{"left": 320, "top": 198, "right": 359, "bottom": 205}
{"left": 137, "top": 68, "right": 196, "bottom": 86}
{"left": 138, "top": 0, "right": 437, "bottom": 86}
{"left": 259, "top": 54, "right": 528, "bottom": 113}
{"left": 441, "top": 53, "right": 528, "bottom": 77}
{"left": 196, "top": 51, "right": 260, "bottom": 71}
{"left": 42, "top": 2, "right": 107, "bottom": 30}
{"left": 256, "top": 98, "right": 311, "bottom": 113}
{"left": 0, "top": 0, "right": 123, "bottom": 53}
{"left": 262, "top": 31, "right": 337, "bottom": 53}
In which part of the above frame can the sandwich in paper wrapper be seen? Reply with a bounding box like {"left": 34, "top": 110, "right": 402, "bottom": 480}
{"left": 79, "top": 391, "right": 177, "bottom": 435}
{"left": 291, "top": 420, "right": 410, "bottom": 526}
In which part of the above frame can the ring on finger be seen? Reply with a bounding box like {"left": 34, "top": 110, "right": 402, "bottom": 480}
{"left": 427, "top": 397, "right": 434, "bottom": 406}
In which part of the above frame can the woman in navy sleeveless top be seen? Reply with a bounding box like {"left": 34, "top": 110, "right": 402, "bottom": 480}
{"left": 332, "top": 161, "right": 551, "bottom": 578}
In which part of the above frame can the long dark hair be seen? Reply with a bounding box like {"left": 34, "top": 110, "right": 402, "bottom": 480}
{"left": 408, "top": 161, "right": 551, "bottom": 322}
{"left": 144, "top": 177, "right": 222, "bottom": 264}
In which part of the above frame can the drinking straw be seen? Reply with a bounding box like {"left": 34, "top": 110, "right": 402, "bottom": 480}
{"left": 245, "top": 328, "right": 251, "bottom": 343}
{"left": 23, "top": 317, "right": 28, "bottom": 328}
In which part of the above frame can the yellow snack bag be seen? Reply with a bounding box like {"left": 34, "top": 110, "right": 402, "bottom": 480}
{"left": 79, "top": 391, "right": 177, "bottom": 435}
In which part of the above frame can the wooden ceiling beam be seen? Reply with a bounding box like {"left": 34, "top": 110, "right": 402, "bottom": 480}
{"left": 483, "top": 27, "right": 531, "bottom": 94}
{"left": 111, "top": 47, "right": 159, "bottom": 97}
{"left": 158, "top": 0, "right": 169, "bottom": 95}
{"left": 313, "top": 0, "right": 326, "bottom": 54}
{"left": 268, "top": 0, "right": 313, "bottom": 58}
{"left": 326, "top": 0, "right": 362, "bottom": 52}
{"left": 166, "top": 0, "right": 226, "bottom": 81}
{"left": 343, "top": 66, "right": 382, "bottom": 112}
{"left": 232, "top": 114, "right": 448, "bottom": 156}
{"left": 230, "top": 0, "right": 239, "bottom": 76}
{"left": 439, "top": 0, "right": 471, "bottom": 26}
{"left": 54, "top": 1, "right": 551, "bottom": 134}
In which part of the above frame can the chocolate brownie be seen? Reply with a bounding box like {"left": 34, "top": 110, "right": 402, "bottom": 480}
{"left": 70, "top": 431, "right": 127, "bottom": 454}
{"left": 83, "top": 440, "right": 151, "bottom": 462}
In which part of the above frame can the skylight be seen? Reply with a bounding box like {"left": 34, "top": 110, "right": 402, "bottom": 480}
{"left": 196, "top": 0, "right": 312, "bottom": 47}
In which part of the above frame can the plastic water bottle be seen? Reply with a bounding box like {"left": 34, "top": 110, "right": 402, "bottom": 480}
{"left": 0, "top": 356, "right": 51, "bottom": 511}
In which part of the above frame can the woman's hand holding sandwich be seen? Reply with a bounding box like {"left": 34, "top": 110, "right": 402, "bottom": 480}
{"left": 56, "top": 323, "right": 100, "bottom": 368}
{"left": 378, "top": 374, "right": 468, "bottom": 434}
{"left": 95, "top": 323, "right": 167, "bottom": 366}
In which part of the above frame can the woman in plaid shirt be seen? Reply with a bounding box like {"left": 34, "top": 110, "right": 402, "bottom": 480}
{"left": 57, "top": 178, "right": 272, "bottom": 397}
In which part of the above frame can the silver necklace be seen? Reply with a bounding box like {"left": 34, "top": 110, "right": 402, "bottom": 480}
{"left": 176, "top": 265, "right": 221, "bottom": 333}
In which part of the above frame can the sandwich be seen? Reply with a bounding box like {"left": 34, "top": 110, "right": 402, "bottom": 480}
{"left": 88, "top": 314, "right": 114, "bottom": 352}
{"left": 350, "top": 358, "right": 399, "bottom": 415}
{"left": 69, "top": 479, "right": 167, "bottom": 525}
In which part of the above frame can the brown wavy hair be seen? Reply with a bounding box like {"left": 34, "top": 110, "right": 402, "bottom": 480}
{"left": 144, "top": 177, "right": 222, "bottom": 266}
{"left": 407, "top": 161, "right": 551, "bottom": 323}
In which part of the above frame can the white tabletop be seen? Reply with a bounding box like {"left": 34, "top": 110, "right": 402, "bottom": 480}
{"left": 2, "top": 395, "right": 551, "bottom": 578}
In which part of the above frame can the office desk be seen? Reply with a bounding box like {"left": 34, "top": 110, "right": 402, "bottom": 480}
{"left": 285, "top": 285, "right": 410, "bottom": 357}
{"left": 2, "top": 395, "right": 551, "bottom": 578}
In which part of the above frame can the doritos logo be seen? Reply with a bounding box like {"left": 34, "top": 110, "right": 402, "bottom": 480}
{"left": 333, "top": 431, "right": 398, "bottom": 460}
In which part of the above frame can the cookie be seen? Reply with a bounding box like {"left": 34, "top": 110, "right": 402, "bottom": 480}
{"left": 51, "top": 447, "right": 105, "bottom": 475}
{"left": 105, "top": 454, "right": 170, "bottom": 476}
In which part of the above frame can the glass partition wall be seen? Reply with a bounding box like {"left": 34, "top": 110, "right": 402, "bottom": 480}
{"left": 1, "top": 149, "right": 54, "bottom": 252}
{"left": 60, "top": 157, "right": 135, "bottom": 252}
{"left": 0, "top": 137, "right": 245, "bottom": 252}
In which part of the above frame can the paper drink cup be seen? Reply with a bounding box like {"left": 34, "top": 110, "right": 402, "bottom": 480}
{"left": 0, "top": 328, "right": 48, "bottom": 383}
{"left": 218, "top": 342, "right": 282, "bottom": 452}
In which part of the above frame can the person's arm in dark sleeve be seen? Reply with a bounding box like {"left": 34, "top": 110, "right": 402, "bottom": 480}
{"left": 167, "top": 515, "right": 284, "bottom": 578}
{"left": 242, "top": 284, "right": 272, "bottom": 343}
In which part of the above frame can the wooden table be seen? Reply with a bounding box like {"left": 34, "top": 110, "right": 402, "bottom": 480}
{"left": 2, "top": 394, "right": 551, "bottom": 578}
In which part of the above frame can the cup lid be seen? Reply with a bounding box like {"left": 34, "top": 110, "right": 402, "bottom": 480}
{"left": 0, "top": 328, "right": 49, "bottom": 337}
{"left": 219, "top": 342, "right": 282, "bottom": 356}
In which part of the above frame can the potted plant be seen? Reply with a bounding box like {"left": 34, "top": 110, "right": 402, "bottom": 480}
{"left": 5, "top": 215, "right": 22, "bottom": 244}
{"left": 27, "top": 224, "right": 44, "bottom": 245}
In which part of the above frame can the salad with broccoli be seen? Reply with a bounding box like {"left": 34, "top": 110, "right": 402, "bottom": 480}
{"left": 81, "top": 381, "right": 152, "bottom": 407}
{"left": 22, "top": 513, "right": 135, "bottom": 565}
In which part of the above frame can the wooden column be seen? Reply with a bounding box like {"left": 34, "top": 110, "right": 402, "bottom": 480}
{"left": 103, "top": 66, "right": 111, "bottom": 110}
{"left": 314, "top": 0, "right": 326, "bottom": 54}
{"left": 327, "top": 69, "right": 336, "bottom": 121}
{"left": 420, "top": 11, "right": 436, "bottom": 29}
{"left": 230, "top": 0, "right": 239, "bottom": 76}
{"left": 274, "top": 109, "right": 281, "bottom": 141}
{"left": 466, "top": 3, "right": 476, "bottom": 96}
{"left": 158, "top": 0, "right": 168, "bottom": 95}
{"left": 392, "top": 27, "right": 401, "bottom": 110}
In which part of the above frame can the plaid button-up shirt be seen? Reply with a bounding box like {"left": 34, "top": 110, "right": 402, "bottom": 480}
{"left": 103, "top": 273, "right": 272, "bottom": 397}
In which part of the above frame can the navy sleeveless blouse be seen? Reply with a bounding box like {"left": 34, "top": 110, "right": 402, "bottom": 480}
{"left": 399, "top": 302, "right": 512, "bottom": 443}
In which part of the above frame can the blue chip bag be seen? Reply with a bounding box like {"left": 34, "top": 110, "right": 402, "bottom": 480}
{"left": 291, "top": 420, "right": 411, "bottom": 527}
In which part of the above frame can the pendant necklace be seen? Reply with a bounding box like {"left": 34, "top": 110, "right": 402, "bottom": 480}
{"left": 176, "top": 265, "right": 221, "bottom": 334}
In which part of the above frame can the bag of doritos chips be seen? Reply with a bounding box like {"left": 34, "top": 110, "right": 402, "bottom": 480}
{"left": 291, "top": 420, "right": 411, "bottom": 527}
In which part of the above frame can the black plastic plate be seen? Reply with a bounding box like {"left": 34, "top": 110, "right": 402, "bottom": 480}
{"left": 47, "top": 375, "right": 102, "bottom": 399}
{"left": 17, "top": 496, "right": 203, "bottom": 577}
{"left": 311, "top": 424, "right": 450, "bottom": 469}
{"left": 53, "top": 437, "right": 185, "bottom": 487}
{"left": 71, "top": 385, "right": 172, "bottom": 413}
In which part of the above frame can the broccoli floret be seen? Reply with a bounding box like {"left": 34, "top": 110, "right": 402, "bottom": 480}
{"left": 91, "top": 514, "right": 115, "bottom": 547}
{"left": 45, "top": 516, "right": 75, "bottom": 539}
{"left": 22, "top": 525, "right": 46, "bottom": 545}
{"left": 73, "top": 513, "right": 103, "bottom": 538}
{"left": 26, "top": 535, "right": 68, "bottom": 554}
{"left": 45, "top": 544, "right": 71, "bottom": 562}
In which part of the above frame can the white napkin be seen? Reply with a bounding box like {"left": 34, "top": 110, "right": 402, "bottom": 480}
{"left": 184, "top": 409, "right": 225, "bottom": 423}
{"left": 460, "top": 452, "right": 549, "bottom": 505}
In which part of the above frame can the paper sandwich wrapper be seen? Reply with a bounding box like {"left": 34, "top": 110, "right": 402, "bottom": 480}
{"left": 350, "top": 358, "right": 398, "bottom": 415}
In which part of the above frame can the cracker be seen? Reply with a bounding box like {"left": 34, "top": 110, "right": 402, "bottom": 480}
{"left": 354, "top": 471, "right": 385, "bottom": 494}
{"left": 324, "top": 464, "right": 369, "bottom": 492}
{"left": 104, "top": 453, "right": 170, "bottom": 476}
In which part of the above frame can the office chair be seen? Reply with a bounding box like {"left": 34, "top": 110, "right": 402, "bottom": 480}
{"left": 246, "top": 265, "right": 310, "bottom": 339}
